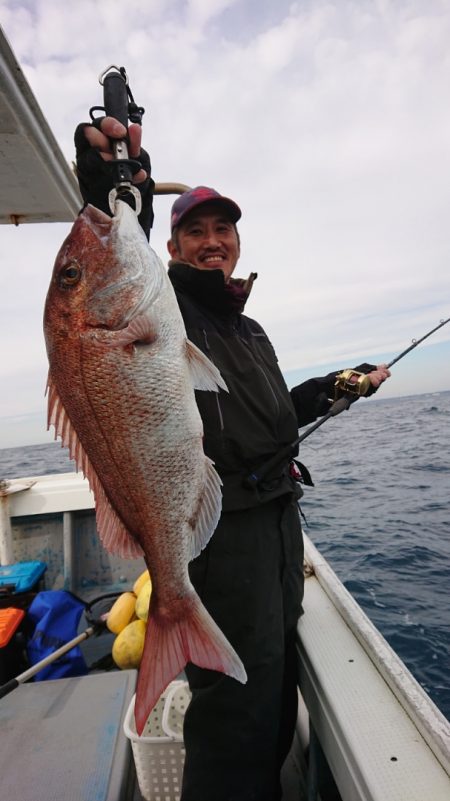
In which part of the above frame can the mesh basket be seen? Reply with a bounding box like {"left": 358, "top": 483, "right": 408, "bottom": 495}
{"left": 123, "top": 680, "right": 191, "bottom": 801}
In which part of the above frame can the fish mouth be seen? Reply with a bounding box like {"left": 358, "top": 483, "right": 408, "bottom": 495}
{"left": 82, "top": 205, "right": 113, "bottom": 229}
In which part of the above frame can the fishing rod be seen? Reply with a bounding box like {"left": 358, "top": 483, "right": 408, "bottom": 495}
{"left": 244, "top": 316, "right": 450, "bottom": 490}
{"left": 330, "top": 316, "right": 450, "bottom": 399}
{"left": 386, "top": 316, "right": 450, "bottom": 368}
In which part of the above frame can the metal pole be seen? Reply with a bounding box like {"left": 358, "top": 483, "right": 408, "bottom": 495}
{"left": 63, "top": 511, "right": 75, "bottom": 592}
{"left": 0, "top": 625, "right": 98, "bottom": 700}
{"left": 0, "top": 494, "right": 14, "bottom": 565}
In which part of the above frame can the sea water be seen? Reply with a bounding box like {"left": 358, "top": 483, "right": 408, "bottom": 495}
{"left": 299, "top": 390, "right": 450, "bottom": 721}
{"left": 1, "top": 390, "right": 449, "bottom": 720}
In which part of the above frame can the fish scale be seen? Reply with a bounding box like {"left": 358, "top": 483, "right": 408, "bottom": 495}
{"left": 44, "top": 201, "right": 247, "bottom": 734}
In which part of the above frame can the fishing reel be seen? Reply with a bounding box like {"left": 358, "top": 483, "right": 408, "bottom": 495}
{"left": 334, "top": 369, "right": 372, "bottom": 399}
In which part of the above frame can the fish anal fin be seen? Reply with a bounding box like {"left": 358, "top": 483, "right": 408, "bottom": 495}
{"left": 189, "top": 457, "right": 223, "bottom": 560}
{"left": 46, "top": 374, "right": 143, "bottom": 559}
{"left": 186, "top": 340, "right": 228, "bottom": 392}
{"left": 134, "top": 592, "right": 247, "bottom": 736}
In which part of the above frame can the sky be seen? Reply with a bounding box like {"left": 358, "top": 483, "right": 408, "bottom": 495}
{"left": 1, "top": 0, "right": 450, "bottom": 448}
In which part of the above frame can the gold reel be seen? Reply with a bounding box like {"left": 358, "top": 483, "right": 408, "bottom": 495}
{"left": 334, "top": 369, "right": 372, "bottom": 399}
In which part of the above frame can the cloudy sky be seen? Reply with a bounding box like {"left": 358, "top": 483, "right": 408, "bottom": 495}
{"left": 1, "top": 0, "right": 450, "bottom": 447}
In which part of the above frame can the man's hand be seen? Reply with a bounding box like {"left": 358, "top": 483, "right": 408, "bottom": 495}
{"left": 344, "top": 362, "right": 392, "bottom": 397}
{"left": 82, "top": 117, "right": 148, "bottom": 185}
{"left": 367, "top": 364, "right": 391, "bottom": 389}
{"left": 74, "top": 116, "right": 154, "bottom": 238}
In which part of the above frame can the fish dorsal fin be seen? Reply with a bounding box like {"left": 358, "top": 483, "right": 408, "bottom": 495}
{"left": 186, "top": 340, "right": 228, "bottom": 392}
{"left": 189, "top": 456, "right": 223, "bottom": 560}
{"left": 46, "top": 374, "right": 143, "bottom": 559}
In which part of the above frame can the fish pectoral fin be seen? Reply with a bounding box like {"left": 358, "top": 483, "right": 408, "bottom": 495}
{"left": 46, "top": 373, "right": 143, "bottom": 559}
{"left": 189, "top": 457, "right": 223, "bottom": 560}
{"left": 186, "top": 339, "right": 228, "bottom": 392}
{"left": 107, "top": 313, "right": 157, "bottom": 347}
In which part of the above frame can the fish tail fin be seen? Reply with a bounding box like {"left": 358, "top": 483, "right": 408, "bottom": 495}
{"left": 134, "top": 592, "right": 247, "bottom": 735}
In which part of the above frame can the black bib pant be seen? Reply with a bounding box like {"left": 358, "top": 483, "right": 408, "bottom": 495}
{"left": 181, "top": 495, "right": 304, "bottom": 801}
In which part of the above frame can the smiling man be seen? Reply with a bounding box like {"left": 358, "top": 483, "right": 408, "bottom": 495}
{"left": 75, "top": 118, "right": 390, "bottom": 801}
{"left": 167, "top": 186, "right": 241, "bottom": 280}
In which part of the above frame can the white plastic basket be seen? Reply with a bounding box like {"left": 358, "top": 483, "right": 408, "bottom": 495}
{"left": 123, "top": 680, "right": 191, "bottom": 801}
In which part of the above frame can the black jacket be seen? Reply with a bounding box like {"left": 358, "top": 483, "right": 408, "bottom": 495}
{"left": 168, "top": 261, "right": 342, "bottom": 511}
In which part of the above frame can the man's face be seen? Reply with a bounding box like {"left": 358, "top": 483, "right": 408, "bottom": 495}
{"left": 167, "top": 205, "right": 240, "bottom": 281}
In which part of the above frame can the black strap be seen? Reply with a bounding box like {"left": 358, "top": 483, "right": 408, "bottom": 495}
{"left": 293, "top": 459, "right": 314, "bottom": 487}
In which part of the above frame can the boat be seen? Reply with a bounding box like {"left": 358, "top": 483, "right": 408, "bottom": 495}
{"left": 1, "top": 24, "right": 450, "bottom": 801}
{"left": 2, "top": 471, "right": 450, "bottom": 800}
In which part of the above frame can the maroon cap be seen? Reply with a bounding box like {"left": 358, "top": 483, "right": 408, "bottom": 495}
{"left": 170, "top": 186, "right": 241, "bottom": 232}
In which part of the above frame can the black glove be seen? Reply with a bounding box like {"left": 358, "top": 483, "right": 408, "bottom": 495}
{"left": 74, "top": 120, "right": 154, "bottom": 239}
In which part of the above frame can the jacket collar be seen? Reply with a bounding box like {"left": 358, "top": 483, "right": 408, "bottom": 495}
{"left": 168, "top": 260, "right": 257, "bottom": 315}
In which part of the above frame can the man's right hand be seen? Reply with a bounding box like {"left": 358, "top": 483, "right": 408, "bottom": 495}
{"left": 82, "top": 117, "right": 148, "bottom": 185}
{"left": 74, "top": 117, "right": 154, "bottom": 237}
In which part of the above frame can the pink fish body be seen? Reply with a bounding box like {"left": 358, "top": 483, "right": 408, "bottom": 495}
{"left": 44, "top": 202, "right": 246, "bottom": 733}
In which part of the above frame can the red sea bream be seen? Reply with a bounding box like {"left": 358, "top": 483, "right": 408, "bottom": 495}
{"left": 43, "top": 201, "right": 247, "bottom": 734}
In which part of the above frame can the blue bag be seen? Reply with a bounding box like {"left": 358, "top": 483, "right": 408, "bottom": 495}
{"left": 26, "top": 590, "right": 88, "bottom": 681}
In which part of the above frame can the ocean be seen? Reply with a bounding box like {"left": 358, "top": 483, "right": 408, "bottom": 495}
{"left": 1, "top": 390, "right": 449, "bottom": 721}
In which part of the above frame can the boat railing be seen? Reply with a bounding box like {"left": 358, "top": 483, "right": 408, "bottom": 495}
{"left": 297, "top": 533, "right": 450, "bottom": 800}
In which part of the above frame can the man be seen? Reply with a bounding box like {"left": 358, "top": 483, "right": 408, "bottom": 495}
{"left": 76, "top": 117, "right": 390, "bottom": 801}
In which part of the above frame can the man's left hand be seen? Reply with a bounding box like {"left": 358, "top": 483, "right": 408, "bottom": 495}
{"left": 367, "top": 364, "right": 391, "bottom": 389}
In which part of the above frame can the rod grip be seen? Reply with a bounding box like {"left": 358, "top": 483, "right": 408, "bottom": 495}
{"left": 103, "top": 72, "right": 129, "bottom": 128}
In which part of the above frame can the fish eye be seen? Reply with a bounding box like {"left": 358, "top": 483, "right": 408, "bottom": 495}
{"left": 60, "top": 262, "right": 81, "bottom": 286}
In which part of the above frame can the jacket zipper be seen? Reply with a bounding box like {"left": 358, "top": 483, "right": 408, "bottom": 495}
{"left": 234, "top": 327, "right": 280, "bottom": 416}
